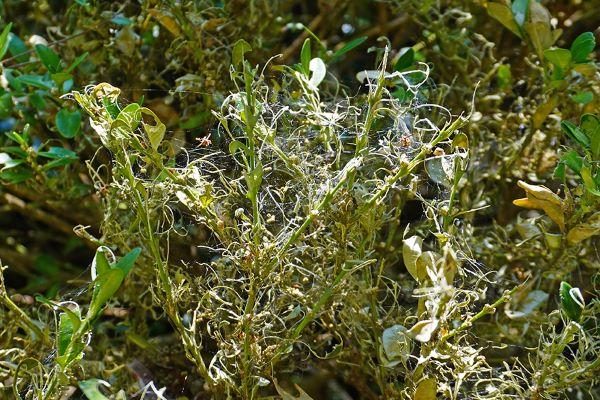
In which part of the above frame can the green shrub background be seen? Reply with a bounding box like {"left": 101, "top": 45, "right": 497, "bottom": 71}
{"left": 0, "top": 1, "right": 599, "bottom": 399}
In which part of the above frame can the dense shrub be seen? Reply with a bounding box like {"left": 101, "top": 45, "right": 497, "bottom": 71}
{"left": 1, "top": 1, "right": 599, "bottom": 399}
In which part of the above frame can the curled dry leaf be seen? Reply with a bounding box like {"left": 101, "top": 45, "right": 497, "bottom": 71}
{"left": 403, "top": 235, "right": 424, "bottom": 282}
{"left": 408, "top": 319, "right": 439, "bottom": 343}
{"left": 566, "top": 212, "right": 600, "bottom": 244}
{"left": 513, "top": 180, "right": 565, "bottom": 231}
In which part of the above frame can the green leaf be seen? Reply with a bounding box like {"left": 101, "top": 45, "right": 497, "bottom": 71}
{"left": 229, "top": 140, "right": 248, "bottom": 155}
{"left": 553, "top": 162, "right": 565, "bottom": 181}
{"left": 394, "top": 48, "right": 415, "bottom": 71}
{"left": 35, "top": 44, "right": 61, "bottom": 73}
{"left": 55, "top": 109, "right": 82, "bottom": 138}
{"left": 232, "top": 39, "right": 252, "bottom": 68}
{"left": 332, "top": 36, "right": 367, "bottom": 58}
{"left": 496, "top": 64, "right": 512, "bottom": 89}
{"left": 0, "top": 168, "right": 33, "bottom": 184}
{"left": 102, "top": 97, "right": 120, "bottom": 119}
{"left": 5, "top": 131, "right": 27, "bottom": 146}
{"left": 543, "top": 48, "right": 571, "bottom": 70}
{"left": 0, "top": 23, "right": 12, "bottom": 60}
{"left": 112, "top": 247, "right": 141, "bottom": 275}
{"left": 87, "top": 268, "right": 126, "bottom": 321}
{"left": 0, "top": 92, "right": 14, "bottom": 118}
{"left": 559, "top": 150, "right": 584, "bottom": 175}
{"left": 511, "top": 0, "right": 530, "bottom": 27}
{"left": 581, "top": 165, "right": 600, "bottom": 196}
{"left": 561, "top": 120, "right": 590, "bottom": 149}
{"left": 571, "top": 91, "right": 593, "bottom": 105}
{"left": 17, "top": 74, "right": 54, "bottom": 90}
{"left": 245, "top": 161, "right": 263, "bottom": 200}
{"left": 78, "top": 379, "right": 110, "bottom": 400}
{"left": 560, "top": 281, "right": 584, "bottom": 322}
{"left": 38, "top": 146, "right": 78, "bottom": 159}
{"left": 300, "top": 38, "right": 311, "bottom": 75}
{"left": 86, "top": 247, "right": 140, "bottom": 321}
{"left": 57, "top": 308, "right": 83, "bottom": 359}
{"left": 66, "top": 51, "right": 89, "bottom": 74}
{"left": 116, "top": 103, "right": 142, "bottom": 131}
{"left": 487, "top": 3, "right": 521, "bottom": 37}
{"left": 51, "top": 72, "right": 73, "bottom": 88}
{"left": 580, "top": 114, "right": 600, "bottom": 159}
{"left": 570, "top": 32, "right": 596, "bottom": 63}
{"left": 8, "top": 33, "right": 28, "bottom": 63}
{"left": 111, "top": 14, "right": 133, "bottom": 26}
{"left": 43, "top": 157, "right": 78, "bottom": 170}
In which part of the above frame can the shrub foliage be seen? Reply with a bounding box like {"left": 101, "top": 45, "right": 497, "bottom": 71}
{"left": 0, "top": 1, "right": 599, "bottom": 399}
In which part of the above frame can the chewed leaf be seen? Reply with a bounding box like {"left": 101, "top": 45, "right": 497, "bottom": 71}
{"left": 87, "top": 248, "right": 140, "bottom": 320}
{"left": 140, "top": 107, "right": 166, "bottom": 150}
{"left": 232, "top": 39, "right": 252, "bottom": 67}
{"left": 425, "top": 155, "right": 454, "bottom": 187}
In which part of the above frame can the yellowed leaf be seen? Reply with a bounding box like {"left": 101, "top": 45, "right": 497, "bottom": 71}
{"left": 513, "top": 181, "right": 565, "bottom": 231}
{"left": 413, "top": 377, "right": 437, "bottom": 400}
{"left": 403, "top": 236, "right": 424, "bottom": 282}
{"left": 532, "top": 95, "right": 557, "bottom": 129}
{"left": 149, "top": 9, "right": 182, "bottom": 36}
{"left": 566, "top": 213, "right": 600, "bottom": 244}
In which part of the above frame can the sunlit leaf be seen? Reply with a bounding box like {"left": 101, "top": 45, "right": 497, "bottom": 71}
{"left": 408, "top": 319, "right": 438, "bottom": 343}
{"left": 0, "top": 23, "right": 13, "bottom": 59}
{"left": 332, "top": 36, "right": 367, "bottom": 58}
{"left": 309, "top": 57, "right": 326, "bottom": 87}
{"left": 543, "top": 48, "right": 571, "bottom": 70}
{"left": 79, "top": 379, "right": 111, "bottom": 400}
{"left": 413, "top": 377, "right": 437, "bottom": 400}
{"left": 300, "top": 38, "right": 311, "bottom": 75}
